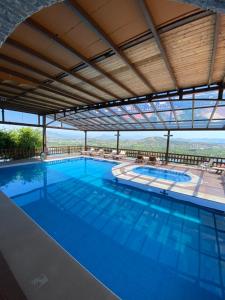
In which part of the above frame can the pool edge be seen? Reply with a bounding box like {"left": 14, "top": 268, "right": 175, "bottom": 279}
{"left": 0, "top": 190, "right": 119, "bottom": 300}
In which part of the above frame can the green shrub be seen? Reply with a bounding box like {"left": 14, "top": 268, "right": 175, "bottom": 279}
{"left": 0, "top": 127, "right": 42, "bottom": 159}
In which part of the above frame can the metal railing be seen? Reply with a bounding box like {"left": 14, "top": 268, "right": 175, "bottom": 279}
{"left": 0, "top": 148, "right": 41, "bottom": 161}
{"left": 0, "top": 145, "right": 224, "bottom": 166}
{"left": 86, "top": 145, "right": 225, "bottom": 166}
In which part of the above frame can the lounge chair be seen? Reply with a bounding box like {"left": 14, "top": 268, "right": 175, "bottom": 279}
{"left": 95, "top": 149, "right": 105, "bottom": 156}
{"left": 104, "top": 150, "right": 117, "bottom": 159}
{"left": 212, "top": 166, "right": 225, "bottom": 175}
{"left": 135, "top": 154, "right": 144, "bottom": 163}
{"left": 145, "top": 156, "right": 157, "bottom": 165}
{"left": 113, "top": 150, "right": 127, "bottom": 160}
{"left": 89, "top": 148, "right": 97, "bottom": 156}
{"left": 199, "top": 159, "right": 214, "bottom": 171}
{"left": 81, "top": 148, "right": 90, "bottom": 155}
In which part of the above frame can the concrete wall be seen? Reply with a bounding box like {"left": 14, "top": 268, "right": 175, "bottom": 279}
{"left": 0, "top": 0, "right": 63, "bottom": 46}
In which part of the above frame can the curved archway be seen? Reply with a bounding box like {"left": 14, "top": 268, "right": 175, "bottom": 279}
{"left": 0, "top": 0, "right": 63, "bottom": 46}
{"left": 0, "top": 0, "right": 224, "bottom": 47}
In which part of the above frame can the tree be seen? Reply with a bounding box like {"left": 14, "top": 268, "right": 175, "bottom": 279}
{"left": 0, "top": 130, "right": 16, "bottom": 148}
{"left": 14, "top": 128, "right": 42, "bottom": 149}
{"left": 0, "top": 127, "right": 42, "bottom": 159}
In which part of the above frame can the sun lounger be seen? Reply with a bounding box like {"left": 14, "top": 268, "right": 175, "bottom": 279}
{"left": 95, "top": 149, "right": 104, "bottom": 156}
{"left": 145, "top": 156, "right": 157, "bottom": 165}
{"left": 81, "top": 147, "right": 96, "bottom": 156}
{"left": 89, "top": 148, "right": 98, "bottom": 156}
{"left": 135, "top": 154, "right": 144, "bottom": 163}
{"left": 212, "top": 166, "right": 225, "bottom": 174}
{"left": 104, "top": 150, "right": 117, "bottom": 159}
{"left": 81, "top": 148, "right": 90, "bottom": 155}
{"left": 113, "top": 150, "right": 127, "bottom": 160}
{"left": 199, "top": 159, "right": 214, "bottom": 171}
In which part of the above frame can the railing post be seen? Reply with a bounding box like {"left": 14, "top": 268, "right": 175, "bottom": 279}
{"left": 2, "top": 109, "right": 5, "bottom": 122}
{"left": 164, "top": 130, "right": 173, "bottom": 164}
{"left": 84, "top": 130, "right": 87, "bottom": 151}
{"left": 116, "top": 130, "right": 120, "bottom": 154}
{"left": 42, "top": 115, "right": 47, "bottom": 153}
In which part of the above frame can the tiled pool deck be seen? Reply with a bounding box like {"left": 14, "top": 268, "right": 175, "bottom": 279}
{"left": 112, "top": 161, "right": 225, "bottom": 211}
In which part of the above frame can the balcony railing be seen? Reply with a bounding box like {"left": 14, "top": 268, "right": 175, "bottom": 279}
{"left": 0, "top": 145, "right": 225, "bottom": 166}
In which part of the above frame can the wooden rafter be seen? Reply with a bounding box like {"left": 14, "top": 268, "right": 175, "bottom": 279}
{"left": 0, "top": 53, "right": 104, "bottom": 102}
{"left": 208, "top": 13, "right": 220, "bottom": 84}
{"left": 139, "top": 0, "right": 178, "bottom": 89}
{"left": 0, "top": 66, "right": 91, "bottom": 105}
{"left": 25, "top": 18, "right": 135, "bottom": 96}
{"left": 0, "top": 89, "right": 72, "bottom": 111}
{"left": 0, "top": 81, "right": 78, "bottom": 107}
{"left": 65, "top": 0, "right": 155, "bottom": 92}
{"left": 6, "top": 38, "right": 118, "bottom": 99}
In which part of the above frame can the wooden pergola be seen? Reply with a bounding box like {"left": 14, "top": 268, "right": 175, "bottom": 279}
{"left": 0, "top": 0, "right": 225, "bottom": 153}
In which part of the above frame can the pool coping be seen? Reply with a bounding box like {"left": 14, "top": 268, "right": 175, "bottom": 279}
{"left": 113, "top": 164, "right": 200, "bottom": 187}
{"left": 0, "top": 190, "right": 119, "bottom": 300}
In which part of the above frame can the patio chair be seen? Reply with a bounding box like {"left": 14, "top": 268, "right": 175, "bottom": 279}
{"left": 135, "top": 154, "right": 144, "bottom": 163}
{"left": 95, "top": 149, "right": 105, "bottom": 156}
{"left": 212, "top": 165, "right": 225, "bottom": 175}
{"left": 199, "top": 159, "right": 214, "bottom": 171}
{"left": 146, "top": 156, "right": 157, "bottom": 165}
{"left": 113, "top": 150, "right": 127, "bottom": 160}
{"left": 89, "top": 148, "right": 97, "bottom": 156}
{"left": 81, "top": 148, "right": 90, "bottom": 155}
{"left": 104, "top": 150, "right": 117, "bottom": 159}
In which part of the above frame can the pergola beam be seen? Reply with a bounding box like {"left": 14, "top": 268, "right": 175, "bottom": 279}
{"left": 6, "top": 38, "right": 118, "bottom": 99}
{"left": 208, "top": 13, "right": 220, "bottom": 84}
{"left": 0, "top": 88, "right": 72, "bottom": 110}
{"left": 0, "top": 81, "right": 78, "bottom": 107}
{"left": 0, "top": 66, "right": 90, "bottom": 105}
{"left": 139, "top": 0, "right": 178, "bottom": 89}
{"left": 26, "top": 18, "right": 135, "bottom": 96}
{"left": 0, "top": 53, "right": 104, "bottom": 102}
{"left": 65, "top": 0, "right": 155, "bottom": 92}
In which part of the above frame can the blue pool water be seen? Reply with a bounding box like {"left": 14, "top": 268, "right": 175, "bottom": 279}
{"left": 0, "top": 158, "right": 225, "bottom": 300}
{"left": 133, "top": 166, "right": 191, "bottom": 182}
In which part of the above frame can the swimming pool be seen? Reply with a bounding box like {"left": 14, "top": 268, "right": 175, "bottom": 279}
{"left": 133, "top": 166, "right": 191, "bottom": 182}
{"left": 0, "top": 157, "right": 225, "bottom": 300}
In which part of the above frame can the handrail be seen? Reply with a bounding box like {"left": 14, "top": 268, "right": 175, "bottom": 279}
{"left": 0, "top": 145, "right": 225, "bottom": 166}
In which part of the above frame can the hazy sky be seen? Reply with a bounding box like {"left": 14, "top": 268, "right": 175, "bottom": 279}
{"left": 0, "top": 124, "right": 224, "bottom": 141}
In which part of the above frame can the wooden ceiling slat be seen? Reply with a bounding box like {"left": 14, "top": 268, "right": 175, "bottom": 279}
{"left": 208, "top": 14, "right": 220, "bottom": 84}
{"left": 139, "top": 0, "right": 178, "bottom": 89}
{"left": 0, "top": 66, "right": 91, "bottom": 105}
{"left": 65, "top": 0, "right": 155, "bottom": 93}
{"left": 25, "top": 18, "right": 135, "bottom": 97}
{"left": 0, "top": 87, "right": 71, "bottom": 110}
{"left": 0, "top": 81, "right": 77, "bottom": 107}
{"left": 6, "top": 39, "right": 118, "bottom": 99}
{"left": 0, "top": 53, "right": 103, "bottom": 102}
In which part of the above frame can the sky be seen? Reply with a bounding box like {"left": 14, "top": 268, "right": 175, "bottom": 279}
{"left": 1, "top": 110, "right": 224, "bottom": 140}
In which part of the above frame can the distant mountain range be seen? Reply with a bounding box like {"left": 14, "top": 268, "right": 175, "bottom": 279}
{"left": 47, "top": 131, "right": 225, "bottom": 145}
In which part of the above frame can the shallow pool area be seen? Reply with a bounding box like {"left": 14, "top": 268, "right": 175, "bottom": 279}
{"left": 0, "top": 157, "right": 225, "bottom": 300}
{"left": 133, "top": 166, "right": 192, "bottom": 182}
